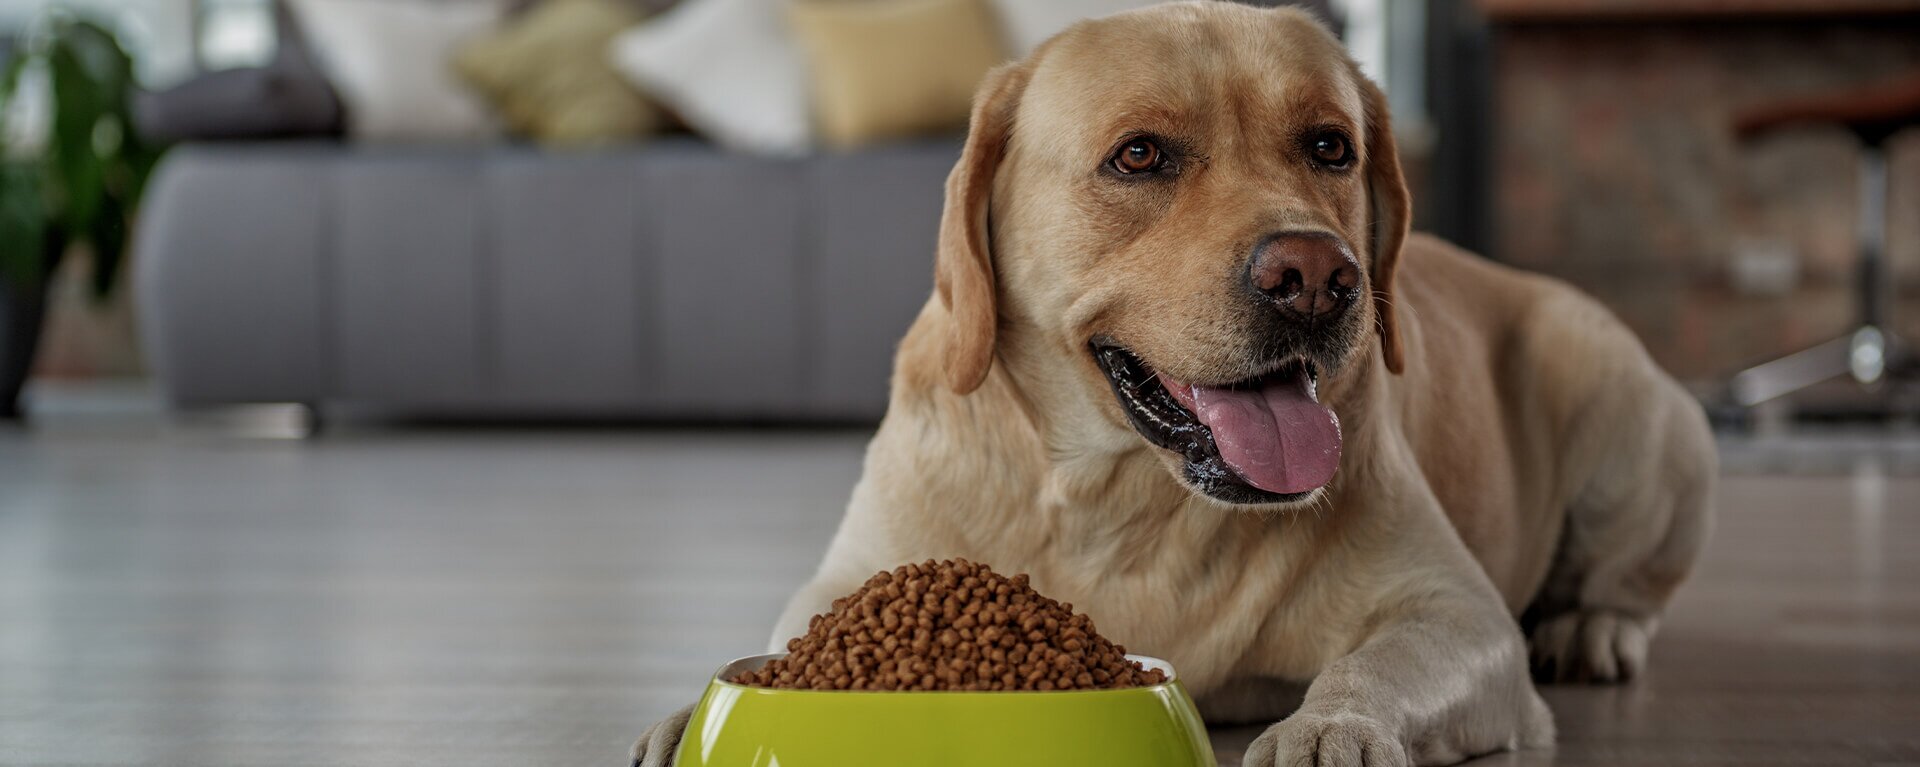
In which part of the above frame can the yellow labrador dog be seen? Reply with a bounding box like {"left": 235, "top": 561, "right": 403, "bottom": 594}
{"left": 636, "top": 3, "right": 1714, "bottom": 764}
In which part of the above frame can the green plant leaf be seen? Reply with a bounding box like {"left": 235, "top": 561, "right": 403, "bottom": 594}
{"left": 0, "top": 14, "right": 168, "bottom": 296}
{"left": 0, "top": 45, "right": 26, "bottom": 123}
{"left": 49, "top": 34, "right": 106, "bottom": 235}
{"left": 0, "top": 161, "right": 49, "bottom": 284}
{"left": 87, "top": 186, "right": 124, "bottom": 297}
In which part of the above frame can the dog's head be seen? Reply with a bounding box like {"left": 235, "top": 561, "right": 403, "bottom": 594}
{"left": 934, "top": 2, "right": 1409, "bottom": 507}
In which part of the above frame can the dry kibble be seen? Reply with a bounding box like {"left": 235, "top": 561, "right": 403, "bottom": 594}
{"left": 732, "top": 559, "right": 1167, "bottom": 692}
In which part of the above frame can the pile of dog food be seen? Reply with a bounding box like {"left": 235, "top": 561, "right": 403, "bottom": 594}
{"left": 732, "top": 558, "right": 1166, "bottom": 691}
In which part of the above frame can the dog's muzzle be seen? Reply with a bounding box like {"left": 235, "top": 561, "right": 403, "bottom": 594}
{"left": 1091, "top": 342, "right": 1340, "bottom": 505}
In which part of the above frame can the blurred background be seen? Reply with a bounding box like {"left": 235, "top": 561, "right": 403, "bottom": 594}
{"left": 1, "top": 0, "right": 1917, "bottom": 765}
{"left": 3, "top": 0, "right": 1918, "bottom": 424}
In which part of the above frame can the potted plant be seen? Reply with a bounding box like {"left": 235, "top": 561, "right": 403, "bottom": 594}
{"left": 0, "top": 14, "right": 162, "bottom": 420}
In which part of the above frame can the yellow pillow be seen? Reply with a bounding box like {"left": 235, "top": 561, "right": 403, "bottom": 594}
{"left": 453, "top": 0, "right": 665, "bottom": 146}
{"left": 787, "top": 0, "right": 1007, "bottom": 148}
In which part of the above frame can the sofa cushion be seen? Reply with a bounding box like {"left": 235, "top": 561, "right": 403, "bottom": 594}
{"left": 989, "top": 0, "right": 1341, "bottom": 58}
{"left": 288, "top": 0, "right": 506, "bottom": 141}
{"left": 454, "top": 0, "right": 665, "bottom": 146}
{"left": 133, "top": 1, "right": 344, "bottom": 142}
{"left": 788, "top": 0, "right": 1004, "bottom": 148}
{"left": 610, "top": 0, "right": 812, "bottom": 156}
{"left": 988, "top": 0, "right": 1160, "bottom": 57}
{"left": 507, "top": 0, "right": 682, "bottom": 15}
{"left": 133, "top": 64, "right": 344, "bottom": 143}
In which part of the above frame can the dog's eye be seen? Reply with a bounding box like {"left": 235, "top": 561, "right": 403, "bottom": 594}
{"left": 1309, "top": 132, "right": 1353, "bottom": 169}
{"left": 1110, "top": 138, "right": 1167, "bottom": 174}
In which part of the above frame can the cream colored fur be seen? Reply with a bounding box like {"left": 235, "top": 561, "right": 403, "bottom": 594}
{"left": 634, "top": 4, "right": 1714, "bottom": 765}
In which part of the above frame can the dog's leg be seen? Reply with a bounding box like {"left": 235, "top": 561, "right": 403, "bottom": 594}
{"left": 1244, "top": 578, "right": 1554, "bottom": 767}
{"left": 629, "top": 705, "right": 693, "bottom": 767}
{"left": 1526, "top": 379, "right": 1715, "bottom": 684}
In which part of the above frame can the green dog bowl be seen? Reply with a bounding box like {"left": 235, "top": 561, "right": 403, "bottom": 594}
{"left": 673, "top": 653, "right": 1215, "bottom": 767}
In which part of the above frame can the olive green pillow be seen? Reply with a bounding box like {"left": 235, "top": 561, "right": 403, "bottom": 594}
{"left": 453, "top": 0, "right": 665, "bottom": 146}
{"left": 787, "top": 0, "right": 1008, "bottom": 148}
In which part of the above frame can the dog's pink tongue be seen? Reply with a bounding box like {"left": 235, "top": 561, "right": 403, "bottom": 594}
{"left": 1159, "top": 371, "right": 1341, "bottom": 495}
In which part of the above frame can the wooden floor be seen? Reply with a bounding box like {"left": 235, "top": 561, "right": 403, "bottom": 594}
{"left": 1, "top": 417, "right": 1916, "bottom": 766}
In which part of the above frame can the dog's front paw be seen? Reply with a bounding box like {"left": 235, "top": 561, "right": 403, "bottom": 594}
{"left": 1243, "top": 712, "right": 1407, "bottom": 767}
{"left": 1529, "top": 608, "right": 1655, "bottom": 683}
{"left": 629, "top": 704, "right": 694, "bottom": 767}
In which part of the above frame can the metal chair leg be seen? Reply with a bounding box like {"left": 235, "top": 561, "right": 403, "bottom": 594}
{"left": 1730, "top": 333, "right": 1856, "bottom": 407}
{"left": 1726, "top": 143, "right": 1909, "bottom": 413}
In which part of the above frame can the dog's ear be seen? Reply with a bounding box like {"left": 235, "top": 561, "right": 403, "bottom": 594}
{"left": 936, "top": 62, "right": 1029, "bottom": 395}
{"left": 1360, "top": 77, "right": 1410, "bottom": 375}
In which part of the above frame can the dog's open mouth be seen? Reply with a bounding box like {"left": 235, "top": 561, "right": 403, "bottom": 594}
{"left": 1092, "top": 342, "right": 1341, "bottom": 505}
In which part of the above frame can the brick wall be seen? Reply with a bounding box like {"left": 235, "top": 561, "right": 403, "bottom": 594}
{"left": 1490, "top": 18, "right": 1920, "bottom": 384}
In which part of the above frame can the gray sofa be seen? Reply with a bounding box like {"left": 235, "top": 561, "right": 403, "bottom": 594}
{"left": 134, "top": 137, "right": 957, "bottom": 421}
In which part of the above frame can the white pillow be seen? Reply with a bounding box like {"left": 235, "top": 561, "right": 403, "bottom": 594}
{"left": 610, "top": 0, "right": 812, "bottom": 156}
{"left": 288, "top": 0, "right": 506, "bottom": 141}
{"left": 990, "top": 0, "right": 1163, "bottom": 57}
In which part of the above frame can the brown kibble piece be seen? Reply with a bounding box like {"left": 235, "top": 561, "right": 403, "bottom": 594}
{"left": 731, "top": 559, "right": 1168, "bottom": 692}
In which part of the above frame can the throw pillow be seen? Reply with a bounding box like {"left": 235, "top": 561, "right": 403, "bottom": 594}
{"left": 133, "top": 0, "right": 344, "bottom": 141}
{"left": 787, "top": 0, "right": 1005, "bottom": 148}
{"left": 989, "top": 0, "right": 1160, "bottom": 57}
{"left": 610, "top": 0, "right": 812, "bottom": 156}
{"left": 132, "top": 65, "right": 345, "bottom": 142}
{"left": 453, "top": 0, "right": 664, "bottom": 146}
{"left": 508, "top": 0, "right": 683, "bottom": 16}
{"left": 287, "top": 0, "right": 506, "bottom": 141}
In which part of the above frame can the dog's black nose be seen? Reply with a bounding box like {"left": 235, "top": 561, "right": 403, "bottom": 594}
{"left": 1250, "top": 232, "right": 1359, "bottom": 323}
